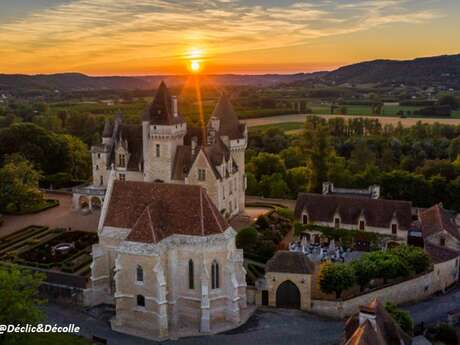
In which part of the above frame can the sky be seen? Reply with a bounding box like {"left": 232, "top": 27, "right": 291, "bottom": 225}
{"left": 0, "top": 0, "right": 458, "bottom": 75}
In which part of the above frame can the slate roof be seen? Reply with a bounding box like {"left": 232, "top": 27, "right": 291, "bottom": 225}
{"left": 295, "top": 193, "right": 413, "bottom": 230}
{"left": 211, "top": 93, "right": 245, "bottom": 140}
{"left": 117, "top": 124, "right": 143, "bottom": 171}
{"left": 102, "top": 119, "right": 114, "bottom": 137}
{"left": 424, "top": 242, "right": 459, "bottom": 264}
{"left": 420, "top": 204, "right": 460, "bottom": 240}
{"left": 143, "top": 81, "right": 184, "bottom": 125}
{"left": 266, "top": 251, "right": 315, "bottom": 274}
{"left": 344, "top": 299, "right": 412, "bottom": 345}
{"left": 104, "top": 181, "right": 229, "bottom": 243}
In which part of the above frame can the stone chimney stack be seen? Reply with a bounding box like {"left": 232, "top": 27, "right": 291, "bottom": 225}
{"left": 172, "top": 96, "right": 178, "bottom": 117}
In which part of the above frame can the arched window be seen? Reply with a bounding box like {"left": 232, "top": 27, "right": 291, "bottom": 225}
{"left": 211, "top": 260, "right": 220, "bottom": 289}
{"left": 136, "top": 265, "right": 143, "bottom": 283}
{"left": 137, "top": 295, "right": 145, "bottom": 307}
{"left": 188, "top": 259, "right": 194, "bottom": 289}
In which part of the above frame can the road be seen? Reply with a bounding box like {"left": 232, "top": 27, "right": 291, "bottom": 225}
{"left": 242, "top": 114, "right": 460, "bottom": 129}
{"left": 403, "top": 285, "right": 460, "bottom": 326}
{"left": 45, "top": 304, "right": 343, "bottom": 345}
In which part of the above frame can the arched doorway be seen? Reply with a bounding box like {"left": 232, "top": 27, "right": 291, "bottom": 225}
{"left": 276, "top": 280, "right": 300, "bottom": 309}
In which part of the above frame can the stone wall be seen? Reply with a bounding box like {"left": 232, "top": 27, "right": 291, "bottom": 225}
{"left": 311, "top": 258, "right": 459, "bottom": 319}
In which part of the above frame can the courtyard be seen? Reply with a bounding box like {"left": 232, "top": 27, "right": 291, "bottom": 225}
{"left": 45, "top": 304, "right": 344, "bottom": 345}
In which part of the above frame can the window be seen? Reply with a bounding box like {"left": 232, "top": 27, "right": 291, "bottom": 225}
{"left": 229, "top": 180, "right": 233, "bottom": 195}
{"left": 198, "top": 169, "right": 206, "bottom": 181}
{"left": 391, "top": 223, "right": 397, "bottom": 235}
{"left": 97, "top": 153, "right": 101, "bottom": 159}
{"left": 188, "top": 260, "right": 194, "bottom": 289}
{"left": 119, "top": 174, "right": 126, "bottom": 181}
{"left": 136, "top": 265, "right": 143, "bottom": 283}
{"left": 119, "top": 154, "right": 126, "bottom": 167}
{"left": 211, "top": 260, "right": 219, "bottom": 289}
{"left": 156, "top": 144, "right": 160, "bottom": 157}
{"left": 334, "top": 218, "right": 340, "bottom": 229}
{"left": 136, "top": 295, "right": 145, "bottom": 307}
{"left": 302, "top": 214, "right": 308, "bottom": 224}
{"left": 100, "top": 175, "right": 104, "bottom": 186}
{"left": 96, "top": 165, "right": 99, "bottom": 170}
{"left": 359, "top": 220, "right": 365, "bottom": 230}
{"left": 440, "top": 237, "right": 446, "bottom": 247}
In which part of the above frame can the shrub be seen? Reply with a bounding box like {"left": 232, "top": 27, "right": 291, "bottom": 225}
{"left": 384, "top": 302, "right": 414, "bottom": 335}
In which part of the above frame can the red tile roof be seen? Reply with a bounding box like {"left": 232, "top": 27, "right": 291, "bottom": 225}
{"left": 295, "top": 193, "right": 413, "bottom": 230}
{"left": 104, "top": 181, "right": 228, "bottom": 243}
{"left": 420, "top": 204, "right": 460, "bottom": 240}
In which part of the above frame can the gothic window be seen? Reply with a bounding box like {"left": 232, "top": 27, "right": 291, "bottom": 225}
{"left": 97, "top": 153, "right": 101, "bottom": 159}
{"left": 156, "top": 144, "right": 161, "bottom": 157}
{"left": 100, "top": 175, "right": 104, "bottom": 186}
{"left": 198, "top": 169, "right": 206, "bottom": 181}
{"left": 119, "top": 153, "right": 126, "bottom": 167}
{"left": 136, "top": 265, "right": 143, "bottom": 283}
{"left": 137, "top": 295, "right": 145, "bottom": 307}
{"left": 211, "top": 260, "right": 220, "bottom": 289}
{"left": 391, "top": 223, "right": 397, "bottom": 234}
{"left": 334, "top": 218, "right": 340, "bottom": 229}
{"left": 188, "top": 259, "right": 194, "bottom": 289}
{"left": 359, "top": 220, "right": 365, "bottom": 231}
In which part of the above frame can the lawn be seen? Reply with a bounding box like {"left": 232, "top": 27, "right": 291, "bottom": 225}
{"left": 249, "top": 122, "right": 304, "bottom": 133}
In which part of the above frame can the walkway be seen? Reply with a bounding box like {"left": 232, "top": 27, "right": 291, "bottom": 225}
{"left": 0, "top": 193, "right": 99, "bottom": 238}
{"left": 45, "top": 304, "right": 343, "bottom": 345}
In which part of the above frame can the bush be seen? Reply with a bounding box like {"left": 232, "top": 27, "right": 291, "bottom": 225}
{"left": 384, "top": 302, "right": 414, "bottom": 335}
{"left": 236, "top": 227, "right": 258, "bottom": 253}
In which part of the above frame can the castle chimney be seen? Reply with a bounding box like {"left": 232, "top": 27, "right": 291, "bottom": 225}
{"left": 172, "top": 96, "right": 178, "bottom": 117}
{"left": 191, "top": 136, "right": 198, "bottom": 155}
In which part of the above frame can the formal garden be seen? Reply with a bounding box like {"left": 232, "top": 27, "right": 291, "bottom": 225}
{"left": 0, "top": 225, "right": 97, "bottom": 276}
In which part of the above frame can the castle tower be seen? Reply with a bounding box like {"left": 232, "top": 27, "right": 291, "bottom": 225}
{"left": 142, "top": 81, "right": 187, "bottom": 182}
{"left": 208, "top": 93, "right": 247, "bottom": 212}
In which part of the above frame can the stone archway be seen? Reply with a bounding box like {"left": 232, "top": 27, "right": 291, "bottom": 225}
{"left": 276, "top": 280, "right": 300, "bottom": 309}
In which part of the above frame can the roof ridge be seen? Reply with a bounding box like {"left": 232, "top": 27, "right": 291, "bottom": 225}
{"left": 146, "top": 206, "right": 157, "bottom": 243}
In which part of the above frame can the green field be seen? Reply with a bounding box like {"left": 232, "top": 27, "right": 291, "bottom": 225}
{"left": 249, "top": 122, "right": 304, "bottom": 133}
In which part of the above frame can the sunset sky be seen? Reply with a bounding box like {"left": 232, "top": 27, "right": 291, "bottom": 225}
{"left": 0, "top": 0, "right": 458, "bottom": 75}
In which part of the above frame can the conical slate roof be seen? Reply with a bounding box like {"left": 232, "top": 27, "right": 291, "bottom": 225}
{"left": 210, "top": 93, "right": 244, "bottom": 139}
{"left": 102, "top": 119, "right": 113, "bottom": 137}
{"left": 143, "top": 81, "right": 184, "bottom": 125}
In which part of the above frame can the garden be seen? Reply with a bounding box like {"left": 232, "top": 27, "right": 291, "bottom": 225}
{"left": 0, "top": 225, "right": 97, "bottom": 276}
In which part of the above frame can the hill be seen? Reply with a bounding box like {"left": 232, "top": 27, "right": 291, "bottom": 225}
{"left": 323, "top": 54, "right": 460, "bottom": 87}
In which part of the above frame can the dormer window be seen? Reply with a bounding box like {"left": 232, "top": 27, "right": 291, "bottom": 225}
{"left": 119, "top": 153, "right": 126, "bottom": 167}
{"left": 440, "top": 237, "right": 446, "bottom": 247}
{"left": 334, "top": 218, "right": 340, "bottom": 229}
{"left": 391, "top": 223, "right": 397, "bottom": 235}
{"left": 302, "top": 214, "right": 308, "bottom": 224}
{"left": 359, "top": 220, "right": 365, "bottom": 231}
{"left": 198, "top": 169, "right": 206, "bottom": 181}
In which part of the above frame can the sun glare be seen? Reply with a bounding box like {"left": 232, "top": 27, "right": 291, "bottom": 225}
{"left": 190, "top": 60, "right": 201, "bottom": 72}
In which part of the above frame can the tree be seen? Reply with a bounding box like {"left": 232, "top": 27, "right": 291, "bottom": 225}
{"left": 259, "top": 173, "right": 289, "bottom": 198}
{"left": 438, "top": 95, "right": 460, "bottom": 110}
{"left": 367, "top": 251, "right": 410, "bottom": 283}
{"left": 246, "top": 172, "right": 260, "bottom": 196}
{"left": 59, "top": 134, "right": 91, "bottom": 180}
{"left": 0, "top": 265, "right": 45, "bottom": 344}
{"left": 390, "top": 245, "right": 431, "bottom": 274}
{"left": 251, "top": 153, "right": 286, "bottom": 179}
{"left": 286, "top": 167, "right": 309, "bottom": 197}
{"left": 303, "top": 117, "right": 333, "bottom": 192}
{"left": 236, "top": 227, "right": 258, "bottom": 253}
{"left": 351, "top": 257, "right": 377, "bottom": 291}
{"left": 319, "top": 262, "right": 356, "bottom": 299}
{"left": 349, "top": 140, "right": 376, "bottom": 173}
{"left": 384, "top": 302, "right": 414, "bottom": 335}
{"left": 0, "top": 155, "right": 44, "bottom": 213}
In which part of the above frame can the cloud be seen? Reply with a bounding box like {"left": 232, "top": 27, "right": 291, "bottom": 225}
{"left": 0, "top": 0, "right": 443, "bottom": 73}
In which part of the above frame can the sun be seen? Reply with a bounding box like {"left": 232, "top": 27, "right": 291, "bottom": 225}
{"left": 190, "top": 60, "right": 201, "bottom": 73}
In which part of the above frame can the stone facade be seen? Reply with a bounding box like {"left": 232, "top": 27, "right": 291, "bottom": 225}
{"left": 266, "top": 272, "right": 312, "bottom": 311}
{"left": 88, "top": 181, "right": 248, "bottom": 340}
{"left": 74, "top": 82, "right": 247, "bottom": 218}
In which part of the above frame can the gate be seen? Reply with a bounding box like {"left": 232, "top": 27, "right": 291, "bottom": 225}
{"left": 276, "top": 280, "right": 300, "bottom": 309}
